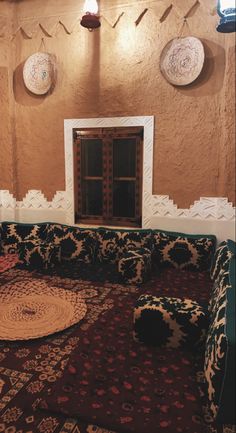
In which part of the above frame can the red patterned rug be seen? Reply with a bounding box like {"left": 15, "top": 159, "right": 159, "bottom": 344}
{"left": 0, "top": 266, "right": 228, "bottom": 433}
{"left": 0, "top": 253, "right": 21, "bottom": 273}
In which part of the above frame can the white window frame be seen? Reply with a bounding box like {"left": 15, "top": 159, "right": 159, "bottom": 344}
{"left": 64, "top": 116, "right": 154, "bottom": 227}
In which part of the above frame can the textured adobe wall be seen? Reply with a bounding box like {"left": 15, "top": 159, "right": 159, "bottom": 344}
{"left": 0, "top": 0, "right": 235, "bottom": 207}
{"left": 0, "top": 2, "right": 15, "bottom": 193}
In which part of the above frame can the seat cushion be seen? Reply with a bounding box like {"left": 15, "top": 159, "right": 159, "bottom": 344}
{"left": 118, "top": 247, "right": 152, "bottom": 284}
{"left": 134, "top": 294, "right": 209, "bottom": 349}
{"left": 153, "top": 230, "right": 216, "bottom": 271}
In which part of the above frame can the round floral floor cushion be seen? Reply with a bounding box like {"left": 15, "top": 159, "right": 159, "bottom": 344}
{"left": 118, "top": 247, "right": 152, "bottom": 284}
{"left": 134, "top": 294, "right": 209, "bottom": 349}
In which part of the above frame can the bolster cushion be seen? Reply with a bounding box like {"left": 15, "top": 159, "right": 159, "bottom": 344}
{"left": 97, "top": 228, "right": 153, "bottom": 264}
{"left": 134, "top": 294, "right": 209, "bottom": 349}
{"left": 118, "top": 247, "right": 152, "bottom": 284}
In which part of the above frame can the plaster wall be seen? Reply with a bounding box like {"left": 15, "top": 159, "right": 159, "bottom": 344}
{"left": 0, "top": 0, "right": 235, "bottom": 209}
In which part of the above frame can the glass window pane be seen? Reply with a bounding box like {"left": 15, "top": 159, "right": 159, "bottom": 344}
{"left": 113, "top": 138, "right": 136, "bottom": 177}
{"left": 81, "top": 139, "right": 103, "bottom": 177}
{"left": 82, "top": 180, "right": 103, "bottom": 215}
{"left": 113, "top": 181, "right": 135, "bottom": 217}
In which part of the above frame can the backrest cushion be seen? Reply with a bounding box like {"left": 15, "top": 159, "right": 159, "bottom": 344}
{"left": 204, "top": 240, "right": 235, "bottom": 424}
{"left": 96, "top": 228, "right": 153, "bottom": 264}
{"left": 18, "top": 240, "right": 61, "bottom": 270}
{"left": 1, "top": 222, "right": 48, "bottom": 254}
{"left": 153, "top": 230, "right": 216, "bottom": 271}
{"left": 210, "top": 239, "right": 235, "bottom": 282}
{"left": 46, "top": 223, "right": 98, "bottom": 264}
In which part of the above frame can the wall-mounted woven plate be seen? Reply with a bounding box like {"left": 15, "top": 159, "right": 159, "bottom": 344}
{"left": 23, "top": 52, "right": 56, "bottom": 95}
{"left": 160, "top": 36, "right": 205, "bottom": 86}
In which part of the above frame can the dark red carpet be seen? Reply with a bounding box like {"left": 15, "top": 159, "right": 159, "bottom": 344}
{"left": 0, "top": 265, "right": 225, "bottom": 433}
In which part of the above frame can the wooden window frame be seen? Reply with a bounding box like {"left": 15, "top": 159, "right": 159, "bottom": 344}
{"left": 74, "top": 127, "right": 143, "bottom": 227}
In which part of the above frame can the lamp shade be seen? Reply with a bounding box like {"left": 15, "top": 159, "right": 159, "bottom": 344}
{"left": 217, "top": 0, "right": 236, "bottom": 32}
{"left": 83, "top": 0, "right": 98, "bottom": 14}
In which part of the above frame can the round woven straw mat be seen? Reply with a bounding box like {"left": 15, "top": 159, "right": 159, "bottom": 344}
{"left": 160, "top": 36, "right": 205, "bottom": 86}
{"left": 23, "top": 52, "right": 56, "bottom": 95}
{"left": 0, "top": 279, "right": 87, "bottom": 341}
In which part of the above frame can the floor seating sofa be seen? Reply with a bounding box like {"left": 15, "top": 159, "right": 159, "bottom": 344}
{"left": 0, "top": 220, "right": 235, "bottom": 433}
{"left": 0, "top": 221, "right": 215, "bottom": 283}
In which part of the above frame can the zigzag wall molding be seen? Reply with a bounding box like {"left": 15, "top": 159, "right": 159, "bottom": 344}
{"left": 0, "top": 0, "right": 216, "bottom": 39}
{"left": 0, "top": 189, "right": 235, "bottom": 221}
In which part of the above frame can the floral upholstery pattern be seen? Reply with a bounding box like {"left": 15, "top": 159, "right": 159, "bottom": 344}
{"left": 153, "top": 230, "right": 216, "bottom": 271}
{"left": 97, "top": 228, "right": 153, "bottom": 264}
{"left": 134, "top": 294, "right": 209, "bottom": 349}
{"left": 204, "top": 241, "right": 236, "bottom": 424}
{"left": 210, "top": 239, "right": 235, "bottom": 282}
{"left": 118, "top": 247, "right": 152, "bottom": 284}
{"left": 0, "top": 222, "right": 47, "bottom": 254}
{"left": 46, "top": 224, "right": 98, "bottom": 263}
{"left": 18, "top": 240, "right": 61, "bottom": 269}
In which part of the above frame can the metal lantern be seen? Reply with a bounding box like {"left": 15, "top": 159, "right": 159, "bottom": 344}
{"left": 217, "top": 0, "right": 236, "bottom": 32}
{"left": 80, "top": 0, "right": 101, "bottom": 30}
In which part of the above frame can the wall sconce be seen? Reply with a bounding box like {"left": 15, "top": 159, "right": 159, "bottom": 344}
{"left": 216, "top": 0, "right": 236, "bottom": 32}
{"left": 81, "top": 0, "right": 101, "bottom": 30}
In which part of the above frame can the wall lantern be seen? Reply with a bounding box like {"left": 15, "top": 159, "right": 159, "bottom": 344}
{"left": 216, "top": 0, "right": 236, "bottom": 32}
{"left": 80, "top": 0, "right": 101, "bottom": 30}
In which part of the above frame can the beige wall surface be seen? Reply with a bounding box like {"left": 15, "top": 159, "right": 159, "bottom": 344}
{"left": 0, "top": 0, "right": 235, "bottom": 207}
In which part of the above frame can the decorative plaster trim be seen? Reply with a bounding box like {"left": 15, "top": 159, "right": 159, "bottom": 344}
{"left": 0, "top": 116, "right": 235, "bottom": 240}
{"left": 0, "top": 190, "right": 235, "bottom": 223}
{"left": 0, "top": 190, "right": 68, "bottom": 210}
{"left": 151, "top": 196, "right": 236, "bottom": 221}
{"left": 0, "top": 114, "right": 235, "bottom": 230}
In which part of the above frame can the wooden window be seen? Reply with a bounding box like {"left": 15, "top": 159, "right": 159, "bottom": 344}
{"left": 73, "top": 127, "right": 143, "bottom": 227}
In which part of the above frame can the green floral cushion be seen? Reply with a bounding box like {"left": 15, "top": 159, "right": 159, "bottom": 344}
{"left": 153, "top": 230, "right": 216, "bottom": 271}
{"left": 204, "top": 241, "right": 235, "bottom": 424}
{"left": 134, "top": 294, "right": 209, "bottom": 349}
{"left": 46, "top": 224, "right": 98, "bottom": 264}
{"left": 19, "top": 240, "right": 61, "bottom": 269}
{"left": 1, "top": 222, "right": 47, "bottom": 254}
{"left": 118, "top": 247, "right": 152, "bottom": 284}
{"left": 97, "top": 228, "right": 153, "bottom": 264}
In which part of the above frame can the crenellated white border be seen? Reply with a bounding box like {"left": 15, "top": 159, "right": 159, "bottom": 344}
{"left": 0, "top": 116, "right": 235, "bottom": 243}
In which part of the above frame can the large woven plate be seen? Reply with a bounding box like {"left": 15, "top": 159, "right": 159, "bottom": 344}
{"left": 23, "top": 52, "right": 56, "bottom": 95}
{"left": 0, "top": 279, "right": 87, "bottom": 341}
{"left": 160, "top": 36, "right": 205, "bottom": 86}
